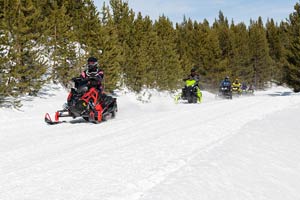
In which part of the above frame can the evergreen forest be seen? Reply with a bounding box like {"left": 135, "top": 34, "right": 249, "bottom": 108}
{"left": 1, "top": 0, "right": 300, "bottom": 107}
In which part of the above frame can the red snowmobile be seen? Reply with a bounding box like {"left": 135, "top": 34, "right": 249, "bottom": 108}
{"left": 45, "top": 77, "right": 117, "bottom": 125}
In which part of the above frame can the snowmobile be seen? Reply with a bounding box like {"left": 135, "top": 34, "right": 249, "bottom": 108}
{"left": 217, "top": 85, "right": 232, "bottom": 99}
{"left": 231, "top": 86, "right": 242, "bottom": 97}
{"left": 240, "top": 83, "right": 255, "bottom": 96}
{"left": 45, "top": 77, "right": 117, "bottom": 125}
{"left": 246, "top": 88, "right": 255, "bottom": 96}
{"left": 175, "top": 79, "right": 202, "bottom": 104}
{"left": 241, "top": 88, "right": 248, "bottom": 96}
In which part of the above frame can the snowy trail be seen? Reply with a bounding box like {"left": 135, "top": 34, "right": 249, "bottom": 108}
{"left": 140, "top": 105, "right": 300, "bottom": 200}
{"left": 0, "top": 86, "right": 300, "bottom": 200}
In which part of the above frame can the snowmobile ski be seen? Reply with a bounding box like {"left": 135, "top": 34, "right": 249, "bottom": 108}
{"left": 44, "top": 113, "right": 66, "bottom": 125}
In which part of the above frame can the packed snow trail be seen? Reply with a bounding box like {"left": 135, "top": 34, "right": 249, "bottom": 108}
{"left": 140, "top": 105, "right": 300, "bottom": 200}
{"left": 0, "top": 85, "right": 300, "bottom": 200}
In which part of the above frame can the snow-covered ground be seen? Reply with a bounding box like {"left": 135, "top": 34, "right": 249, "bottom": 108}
{"left": 1, "top": 85, "right": 300, "bottom": 200}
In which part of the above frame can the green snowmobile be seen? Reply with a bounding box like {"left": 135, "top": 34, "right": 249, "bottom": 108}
{"left": 175, "top": 79, "right": 202, "bottom": 104}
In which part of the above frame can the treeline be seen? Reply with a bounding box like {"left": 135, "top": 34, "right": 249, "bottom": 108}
{"left": 1, "top": 0, "right": 300, "bottom": 107}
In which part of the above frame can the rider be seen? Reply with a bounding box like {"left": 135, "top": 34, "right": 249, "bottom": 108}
{"left": 79, "top": 56, "right": 104, "bottom": 92}
{"left": 182, "top": 67, "right": 202, "bottom": 102}
{"left": 67, "top": 57, "right": 105, "bottom": 119}
{"left": 232, "top": 78, "right": 242, "bottom": 93}
{"left": 183, "top": 67, "right": 200, "bottom": 82}
{"left": 241, "top": 82, "right": 247, "bottom": 90}
{"left": 220, "top": 76, "right": 231, "bottom": 89}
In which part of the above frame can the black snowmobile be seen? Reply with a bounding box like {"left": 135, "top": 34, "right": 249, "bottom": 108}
{"left": 45, "top": 77, "right": 117, "bottom": 125}
{"left": 217, "top": 85, "right": 232, "bottom": 99}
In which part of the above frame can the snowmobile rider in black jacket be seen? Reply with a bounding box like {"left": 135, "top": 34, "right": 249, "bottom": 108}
{"left": 67, "top": 57, "right": 104, "bottom": 107}
{"left": 182, "top": 67, "right": 202, "bottom": 102}
{"left": 79, "top": 56, "right": 104, "bottom": 92}
{"left": 183, "top": 67, "right": 200, "bottom": 83}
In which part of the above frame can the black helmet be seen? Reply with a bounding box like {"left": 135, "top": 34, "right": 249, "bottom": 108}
{"left": 87, "top": 57, "right": 98, "bottom": 72}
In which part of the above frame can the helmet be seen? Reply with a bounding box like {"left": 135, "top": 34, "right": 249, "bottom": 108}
{"left": 87, "top": 57, "right": 98, "bottom": 72}
{"left": 225, "top": 76, "right": 229, "bottom": 80}
{"left": 235, "top": 78, "right": 239, "bottom": 83}
{"left": 191, "top": 67, "right": 197, "bottom": 75}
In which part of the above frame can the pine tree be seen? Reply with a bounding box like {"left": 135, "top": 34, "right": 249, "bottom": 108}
{"left": 285, "top": 3, "right": 300, "bottom": 92}
{"left": 109, "top": 0, "right": 135, "bottom": 88}
{"left": 121, "top": 13, "right": 161, "bottom": 92}
{"left": 98, "top": 3, "right": 122, "bottom": 92}
{"left": 0, "top": 0, "right": 4, "bottom": 20}
{"left": 123, "top": 12, "right": 146, "bottom": 92}
{"left": 230, "top": 22, "right": 252, "bottom": 84}
{"left": 65, "top": 0, "right": 88, "bottom": 71}
{"left": 43, "top": 1, "right": 77, "bottom": 86}
{"left": 2, "top": 0, "right": 47, "bottom": 96}
{"left": 154, "top": 15, "right": 182, "bottom": 90}
{"left": 80, "top": 0, "right": 102, "bottom": 55}
{"left": 193, "top": 20, "right": 222, "bottom": 89}
{"left": 278, "top": 21, "right": 290, "bottom": 85}
{"left": 266, "top": 18, "right": 285, "bottom": 83}
{"left": 0, "top": 17, "right": 10, "bottom": 104}
{"left": 175, "top": 17, "right": 195, "bottom": 73}
{"left": 109, "top": 0, "right": 134, "bottom": 43}
{"left": 142, "top": 16, "right": 161, "bottom": 89}
{"left": 212, "top": 11, "right": 233, "bottom": 79}
{"left": 248, "top": 17, "right": 272, "bottom": 88}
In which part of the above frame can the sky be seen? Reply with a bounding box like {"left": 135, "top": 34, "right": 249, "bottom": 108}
{"left": 94, "top": 0, "right": 297, "bottom": 25}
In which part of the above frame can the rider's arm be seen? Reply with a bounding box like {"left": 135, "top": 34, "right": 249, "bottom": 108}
{"left": 98, "top": 69, "right": 104, "bottom": 79}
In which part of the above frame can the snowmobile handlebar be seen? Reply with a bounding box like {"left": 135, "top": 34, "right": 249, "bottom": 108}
{"left": 71, "top": 77, "right": 83, "bottom": 82}
{"left": 72, "top": 76, "right": 102, "bottom": 83}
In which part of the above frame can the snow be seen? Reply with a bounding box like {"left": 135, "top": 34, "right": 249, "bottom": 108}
{"left": 1, "top": 84, "right": 300, "bottom": 200}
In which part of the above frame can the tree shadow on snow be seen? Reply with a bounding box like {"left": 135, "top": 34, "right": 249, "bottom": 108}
{"left": 37, "top": 85, "right": 62, "bottom": 99}
{"left": 267, "top": 91, "right": 293, "bottom": 97}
